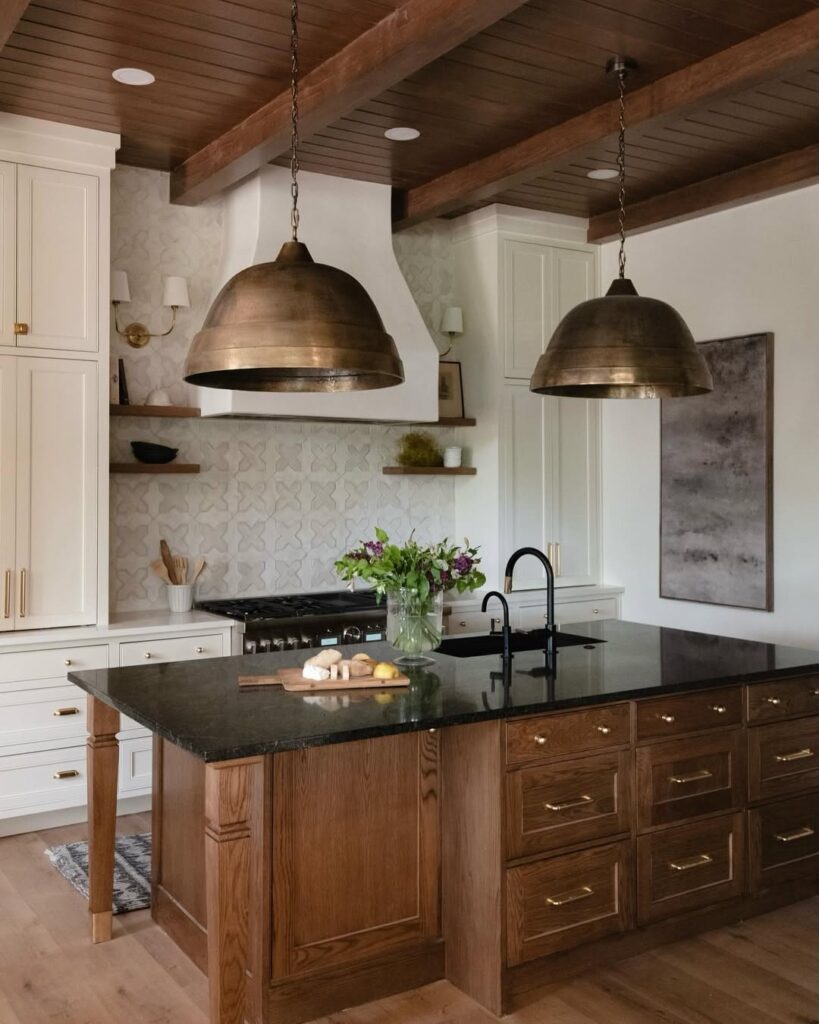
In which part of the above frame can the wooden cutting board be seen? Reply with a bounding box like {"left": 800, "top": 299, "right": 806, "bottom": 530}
{"left": 238, "top": 667, "right": 410, "bottom": 691}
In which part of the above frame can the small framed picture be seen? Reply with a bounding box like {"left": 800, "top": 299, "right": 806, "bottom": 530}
{"left": 438, "top": 360, "right": 465, "bottom": 419}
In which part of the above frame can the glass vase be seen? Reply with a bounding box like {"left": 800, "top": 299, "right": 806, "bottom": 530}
{"left": 386, "top": 588, "right": 443, "bottom": 665}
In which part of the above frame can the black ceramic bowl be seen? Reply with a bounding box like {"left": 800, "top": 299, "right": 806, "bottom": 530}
{"left": 131, "top": 441, "right": 178, "bottom": 464}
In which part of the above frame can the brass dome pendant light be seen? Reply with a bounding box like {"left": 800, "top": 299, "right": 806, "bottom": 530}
{"left": 184, "top": 1, "right": 404, "bottom": 393}
{"left": 530, "top": 59, "right": 713, "bottom": 399}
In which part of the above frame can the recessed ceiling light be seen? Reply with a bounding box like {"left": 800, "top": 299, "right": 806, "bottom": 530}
{"left": 384, "top": 126, "right": 420, "bottom": 141}
{"left": 587, "top": 167, "right": 619, "bottom": 180}
{"left": 112, "top": 67, "right": 155, "bottom": 86}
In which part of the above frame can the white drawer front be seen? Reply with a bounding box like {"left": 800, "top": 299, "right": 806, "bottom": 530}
{"left": 0, "top": 644, "right": 108, "bottom": 685}
{"left": 446, "top": 609, "right": 493, "bottom": 635}
{"left": 119, "top": 633, "right": 223, "bottom": 667}
{"left": 118, "top": 735, "right": 153, "bottom": 796}
{"left": 0, "top": 745, "right": 87, "bottom": 814}
{"left": 0, "top": 684, "right": 86, "bottom": 749}
{"left": 517, "top": 597, "right": 617, "bottom": 630}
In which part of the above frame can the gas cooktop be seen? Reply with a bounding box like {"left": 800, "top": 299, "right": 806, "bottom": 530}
{"left": 196, "top": 590, "right": 380, "bottom": 623}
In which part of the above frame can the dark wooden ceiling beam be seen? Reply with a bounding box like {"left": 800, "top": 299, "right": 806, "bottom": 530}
{"left": 586, "top": 143, "right": 819, "bottom": 242}
{"left": 395, "top": 9, "right": 819, "bottom": 227}
{"left": 0, "top": 1, "right": 30, "bottom": 50}
{"left": 169, "top": 0, "right": 530, "bottom": 205}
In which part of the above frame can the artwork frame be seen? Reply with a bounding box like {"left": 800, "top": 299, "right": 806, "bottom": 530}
{"left": 438, "top": 360, "right": 465, "bottom": 419}
{"left": 660, "top": 333, "right": 773, "bottom": 611}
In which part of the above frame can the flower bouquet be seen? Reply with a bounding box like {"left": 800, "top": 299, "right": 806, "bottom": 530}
{"left": 335, "top": 528, "right": 486, "bottom": 663}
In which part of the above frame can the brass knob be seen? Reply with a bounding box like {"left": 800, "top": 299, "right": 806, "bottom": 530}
{"left": 459, "top": 620, "right": 467, "bottom": 627}
{"left": 811, "top": 688, "right": 819, "bottom": 697}
{"left": 64, "top": 659, "right": 72, "bottom": 666}
{"left": 429, "top": 728, "right": 437, "bottom": 734}
{"left": 597, "top": 725, "right": 611, "bottom": 735}
{"left": 13, "top": 322, "right": 28, "bottom": 335}
{"left": 534, "top": 735, "right": 547, "bottom": 746}
{"left": 710, "top": 704, "right": 727, "bottom": 714}
{"left": 660, "top": 713, "right": 675, "bottom": 723}
{"left": 592, "top": 608, "right": 599, "bottom": 614}
{"left": 194, "top": 646, "right": 204, "bottom": 654}
{"left": 766, "top": 697, "right": 781, "bottom": 705}
{"left": 144, "top": 652, "right": 152, "bottom": 659}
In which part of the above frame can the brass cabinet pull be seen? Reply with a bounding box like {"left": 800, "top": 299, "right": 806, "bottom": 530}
{"left": 775, "top": 826, "right": 814, "bottom": 844}
{"left": 3, "top": 569, "right": 10, "bottom": 618}
{"left": 64, "top": 659, "right": 72, "bottom": 666}
{"left": 194, "top": 646, "right": 204, "bottom": 654}
{"left": 669, "top": 768, "right": 713, "bottom": 784}
{"left": 597, "top": 725, "right": 611, "bottom": 735}
{"left": 710, "top": 704, "right": 727, "bottom": 714}
{"left": 811, "top": 688, "right": 819, "bottom": 697}
{"left": 775, "top": 748, "right": 814, "bottom": 763}
{"left": 555, "top": 542, "right": 561, "bottom": 578}
{"left": 144, "top": 652, "right": 152, "bottom": 659}
{"left": 546, "top": 885, "right": 594, "bottom": 907}
{"left": 19, "top": 569, "right": 26, "bottom": 618}
{"left": 53, "top": 707, "right": 80, "bottom": 717}
{"left": 52, "top": 769, "right": 80, "bottom": 780}
{"left": 669, "top": 853, "right": 713, "bottom": 872}
{"left": 545, "top": 794, "right": 593, "bottom": 812}
{"left": 766, "top": 697, "right": 781, "bottom": 706}
{"left": 533, "top": 734, "right": 547, "bottom": 746}
{"left": 13, "top": 322, "right": 28, "bottom": 335}
{"left": 659, "top": 713, "right": 676, "bottom": 723}
{"left": 458, "top": 620, "right": 467, "bottom": 627}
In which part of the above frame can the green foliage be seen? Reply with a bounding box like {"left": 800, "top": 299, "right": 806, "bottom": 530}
{"left": 335, "top": 530, "right": 486, "bottom": 598}
{"left": 396, "top": 431, "right": 443, "bottom": 467}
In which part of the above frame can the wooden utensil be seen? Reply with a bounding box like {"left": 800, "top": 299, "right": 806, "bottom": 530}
{"left": 150, "top": 559, "right": 172, "bottom": 584}
{"left": 173, "top": 554, "right": 188, "bottom": 585}
{"left": 238, "top": 668, "right": 410, "bottom": 691}
{"left": 159, "top": 539, "right": 177, "bottom": 584}
{"left": 190, "top": 557, "right": 206, "bottom": 584}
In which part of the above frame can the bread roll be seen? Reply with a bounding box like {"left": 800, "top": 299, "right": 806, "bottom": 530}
{"left": 305, "top": 648, "right": 343, "bottom": 669}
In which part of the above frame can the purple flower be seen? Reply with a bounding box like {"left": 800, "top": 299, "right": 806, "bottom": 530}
{"left": 453, "top": 554, "right": 473, "bottom": 574}
{"left": 364, "top": 540, "right": 384, "bottom": 557}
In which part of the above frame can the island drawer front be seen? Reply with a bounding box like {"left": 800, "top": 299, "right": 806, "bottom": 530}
{"left": 506, "top": 704, "right": 630, "bottom": 768}
{"left": 749, "top": 717, "right": 819, "bottom": 803}
{"left": 506, "top": 840, "right": 632, "bottom": 965}
{"left": 506, "top": 750, "right": 632, "bottom": 860}
{"left": 637, "top": 813, "right": 744, "bottom": 924}
{"left": 119, "top": 633, "right": 223, "bottom": 667}
{"left": 0, "top": 684, "right": 87, "bottom": 749}
{"left": 750, "top": 794, "right": 819, "bottom": 891}
{"left": 635, "top": 687, "right": 742, "bottom": 742}
{"left": 0, "top": 645, "right": 108, "bottom": 685}
{"left": 0, "top": 744, "right": 87, "bottom": 815}
{"left": 636, "top": 731, "right": 745, "bottom": 831}
{"left": 517, "top": 597, "right": 618, "bottom": 630}
{"left": 747, "top": 677, "right": 819, "bottom": 724}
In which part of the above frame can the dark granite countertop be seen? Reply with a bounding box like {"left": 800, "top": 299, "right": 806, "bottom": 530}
{"left": 68, "top": 619, "right": 819, "bottom": 762}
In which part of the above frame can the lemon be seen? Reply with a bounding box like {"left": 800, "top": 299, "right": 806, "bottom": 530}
{"left": 373, "top": 661, "right": 399, "bottom": 680}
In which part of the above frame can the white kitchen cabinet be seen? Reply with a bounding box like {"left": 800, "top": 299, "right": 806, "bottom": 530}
{"left": 0, "top": 161, "right": 14, "bottom": 350}
{"left": 12, "top": 357, "right": 97, "bottom": 628}
{"left": 0, "top": 356, "right": 15, "bottom": 630}
{"left": 15, "top": 165, "right": 98, "bottom": 352}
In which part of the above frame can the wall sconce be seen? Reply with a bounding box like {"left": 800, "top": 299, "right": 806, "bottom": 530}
{"left": 439, "top": 305, "right": 463, "bottom": 357}
{"left": 111, "top": 270, "right": 190, "bottom": 348}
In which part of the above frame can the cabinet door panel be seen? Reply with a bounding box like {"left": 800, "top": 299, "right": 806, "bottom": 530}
{"left": 0, "top": 357, "right": 15, "bottom": 631}
{"left": 273, "top": 731, "right": 440, "bottom": 977}
{"left": 15, "top": 358, "right": 97, "bottom": 628}
{"left": 502, "top": 240, "right": 552, "bottom": 379}
{"left": 16, "top": 166, "right": 98, "bottom": 352}
{"left": 0, "top": 162, "right": 15, "bottom": 350}
{"left": 553, "top": 396, "right": 600, "bottom": 586}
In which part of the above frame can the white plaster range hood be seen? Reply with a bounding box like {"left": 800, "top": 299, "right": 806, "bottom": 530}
{"left": 193, "top": 166, "right": 439, "bottom": 421}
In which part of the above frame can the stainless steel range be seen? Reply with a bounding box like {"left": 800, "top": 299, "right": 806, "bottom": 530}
{"left": 196, "top": 590, "right": 386, "bottom": 654}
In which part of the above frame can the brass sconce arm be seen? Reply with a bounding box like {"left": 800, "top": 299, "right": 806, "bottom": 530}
{"left": 113, "top": 303, "right": 179, "bottom": 349}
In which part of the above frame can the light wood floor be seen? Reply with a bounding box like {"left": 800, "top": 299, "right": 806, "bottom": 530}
{"left": 0, "top": 813, "right": 816, "bottom": 1024}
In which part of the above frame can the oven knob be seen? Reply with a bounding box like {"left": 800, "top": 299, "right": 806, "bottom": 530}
{"left": 244, "top": 640, "right": 258, "bottom": 655}
{"left": 285, "top": 636, "right": 299, "bottom": 650}
{"left": 258, "top": 638, "right": 271, "bottom": 653}
{"left": 342, "top": 625, "right": 362, "bottom": 644}
{"left": 272, "top": 637, "right": 285, "bottom": 651}
{"left": 300, "top": 634, "right": 312, "bottom": 648}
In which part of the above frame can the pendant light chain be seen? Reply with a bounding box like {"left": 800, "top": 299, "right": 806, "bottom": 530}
{"left": 289, "top": 0, "right": 300, "bottom": 241}
{"left": 616, "top": 66, "right": 627, "bottom": 279}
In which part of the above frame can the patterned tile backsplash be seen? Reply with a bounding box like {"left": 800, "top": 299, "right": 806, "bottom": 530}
{"left": 110, "top": 167, "right": 458, "bottom": 611}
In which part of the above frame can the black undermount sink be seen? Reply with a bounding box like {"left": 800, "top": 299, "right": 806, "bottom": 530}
{"left": 436, "top": 629, "right": 602, "bottom": 659}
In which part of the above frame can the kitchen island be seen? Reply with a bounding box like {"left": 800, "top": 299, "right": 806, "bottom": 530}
{"left": 69, "top": 619, "right": 819, "bottom": 1024}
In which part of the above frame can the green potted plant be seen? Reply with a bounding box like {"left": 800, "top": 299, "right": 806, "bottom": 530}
{"left": 335, "top": 529, "right": 485, "bottom": 664}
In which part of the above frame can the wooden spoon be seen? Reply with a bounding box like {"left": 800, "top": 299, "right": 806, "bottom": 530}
{"left": 159, "top": 539, "right": 178, "bottom": 584}
{"left": 189, "top": 557, "right": 206, "bottom": 584}
{"left": 173, "top": 554, "right": 188, "bottom": 585}
{"left": 150, "top": 559, "right": 172, "bottom": 584}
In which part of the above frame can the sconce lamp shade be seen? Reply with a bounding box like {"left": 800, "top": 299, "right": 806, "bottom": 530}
{"left": 440, "top": 306, "right": 463, "bottom": 335}
{"left": 111, "top": 269, "right": 131, "bottom": 303}
{"left": 162, "top": 276, "right": 190, "bottom": 308}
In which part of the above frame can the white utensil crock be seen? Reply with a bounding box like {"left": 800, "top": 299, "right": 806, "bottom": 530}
{"left": 167, "top": 584, "right": 194, "bottom": 613}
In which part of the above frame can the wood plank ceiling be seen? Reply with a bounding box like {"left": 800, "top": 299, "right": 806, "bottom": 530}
{"left": 1, "top": 0, "right": 817, "bottom": 232}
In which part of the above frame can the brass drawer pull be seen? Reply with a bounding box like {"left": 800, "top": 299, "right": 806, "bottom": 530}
{"left": 775, "top": 748, "right": 814, "bottom": 763}
{"left": 545, "top": 794, "right": 593, "bottom": 812}
{"left": 710, "top": 704, "right": 727, "bottom": 714}
{"left": 659, "top": 713, "right": 675, "bottom": 723}
{"left": 533, "top": 734, "right": 547, "bottom": 746}
{"left": 811, "top": 688, "right": 819, "bottom": 697}
{"left": 545, "top": 885, "right": 594, "bottom": 907}
{"left": 13, "top": 322, "right": 28, "bottom": 335}
{"left": 3, "top": 569, "right": 10, "bottom": 618}
{"left": 669, "top": 853, "right": 713, "bottom": 872}
{"left": 765, "top": 697, "right": 781, "bottom": 706}
{"left": 52, "top": 707, "right": 80, "bottom": 717}
{"left": 144, "top": 652, "right": 152, "bottom": 659}
{"left": 53, "top": 769, "right": 80, "bottom": 780}
{"left": 597, "top": 725, "right": 611, "bottom": 735}
{"left": 19, "top": 568, "right": 26, "bottom": 618}
{"left": 64, "top": 659, "right": 72, "bottom": 666}
{"left": 194, "top": 646, "right": 204, "bottom": 654}
{"left": 669, "top": 768, "right": 713, "bottom": 784}
{"left": 775, "top": 826, "right": 814, "bottom": 844}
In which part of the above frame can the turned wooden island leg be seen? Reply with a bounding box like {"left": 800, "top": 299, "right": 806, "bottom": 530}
{"left": 204, "top": 757, "right": 264, "bottom": 1024}
{"left": 86, "top": 696, "right": 120, "bottom": 944}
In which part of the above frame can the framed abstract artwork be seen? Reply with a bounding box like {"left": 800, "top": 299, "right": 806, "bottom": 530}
{"left": 660, "top": 333, "right": 773, "bottom": 611}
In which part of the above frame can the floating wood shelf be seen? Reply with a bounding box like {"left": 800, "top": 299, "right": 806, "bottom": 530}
{"left": 110, "top": 463, "right": 201, "bottom": 474}
{"left": 382, "top": 466, "right": 476, "bottom": 476}
{"left": 436, "top": 417, "right": 476, "bottom": 426}
{"left": 110, "top": 404, "right": 201, "bottom": 418}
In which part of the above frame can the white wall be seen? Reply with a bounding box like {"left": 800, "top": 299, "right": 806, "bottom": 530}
{"left": 600, "top": 185, "right": 819, "bottom": 648}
